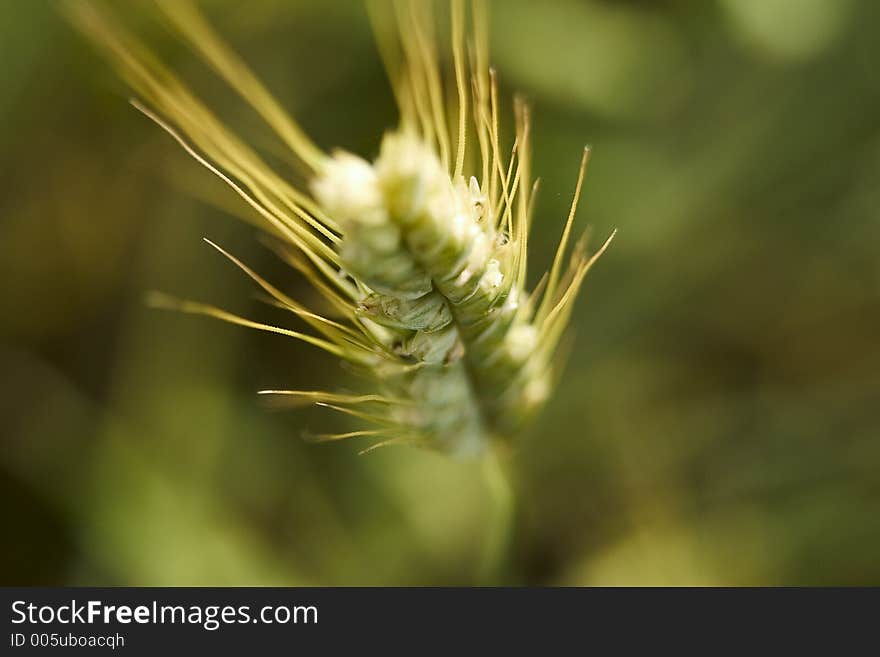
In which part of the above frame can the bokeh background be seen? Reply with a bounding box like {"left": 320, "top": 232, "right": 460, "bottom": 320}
{"left": 2, "top": 0, "right": 878, "bottom": 585}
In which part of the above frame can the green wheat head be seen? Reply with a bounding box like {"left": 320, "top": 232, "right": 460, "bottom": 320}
{"left": 68, "top": 0, "right": 614, "bottom": 457}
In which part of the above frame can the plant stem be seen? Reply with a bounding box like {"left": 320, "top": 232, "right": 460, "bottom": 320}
{"left": 479, "top": 445, "right": 515, "bottom": 584}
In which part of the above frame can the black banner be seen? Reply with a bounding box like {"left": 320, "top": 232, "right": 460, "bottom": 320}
{"left": 1, "top": 587, "right": 875, "bottom": 652}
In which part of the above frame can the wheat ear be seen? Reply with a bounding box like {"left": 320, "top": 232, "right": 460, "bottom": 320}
{"left": 66, "top": 0, "right": 614, "bottom": 457}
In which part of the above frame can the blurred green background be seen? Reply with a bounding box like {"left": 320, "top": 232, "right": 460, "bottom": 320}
{"left": 2, "top": 0, "right": 878, "bottom": 585}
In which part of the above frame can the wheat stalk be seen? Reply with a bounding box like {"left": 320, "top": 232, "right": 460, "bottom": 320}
{"left": 66, "top": 0, "right": 614, "bottom": 458}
